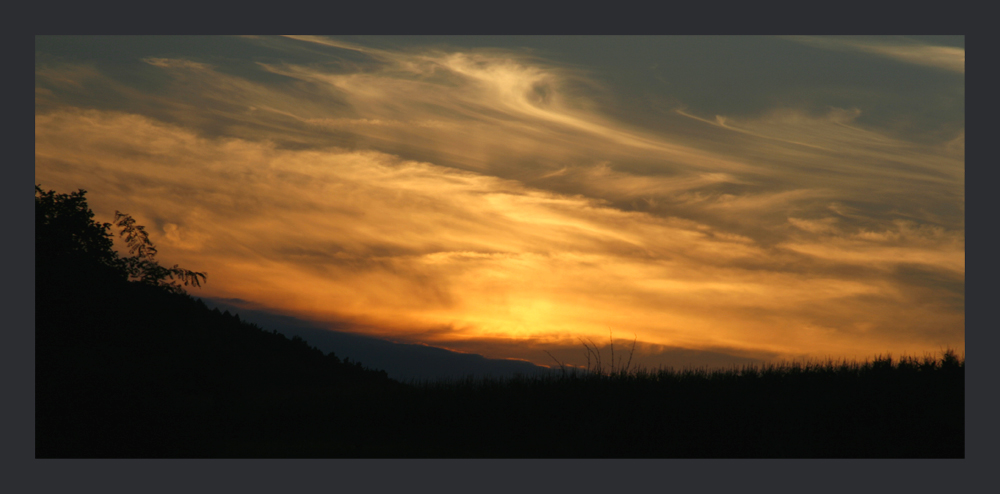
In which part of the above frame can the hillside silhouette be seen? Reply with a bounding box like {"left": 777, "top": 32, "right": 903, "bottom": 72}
{"left": 35, "top": 186, "right": 963, "bottom": 458}
{"left": 36, "top": 186, "right": 398, "bottom": 457}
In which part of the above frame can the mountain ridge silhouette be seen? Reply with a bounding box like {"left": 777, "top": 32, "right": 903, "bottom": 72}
{"left": 204, "top": 298, "right": 555, "bottom": 382}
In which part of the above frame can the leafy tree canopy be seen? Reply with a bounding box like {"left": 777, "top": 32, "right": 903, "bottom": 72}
{"left": 36, "top": 185, "right": 206, "bottom": 294}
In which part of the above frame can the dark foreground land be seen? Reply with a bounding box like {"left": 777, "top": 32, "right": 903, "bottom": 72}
{"left": 35, "top": 256, "right": 966, "bottom": 459}
{"left": 35, "top": 187, "right": 964, "bottom": 458}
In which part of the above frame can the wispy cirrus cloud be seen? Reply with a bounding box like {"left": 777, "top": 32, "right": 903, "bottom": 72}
{"left": 786, "top": 36, "right": 965, "bottom": 74}
{"left": 34, "top": 36, "right": 964, "bottom": 367}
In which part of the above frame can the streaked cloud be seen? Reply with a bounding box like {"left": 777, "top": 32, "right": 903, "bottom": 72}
{"left": 786, "top": 36, "right": 965, "bottom": 74}
{"left": 34, "top": 36, "right": 964, "bottom": 368}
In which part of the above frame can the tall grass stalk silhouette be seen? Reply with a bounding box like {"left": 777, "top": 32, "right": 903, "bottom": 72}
{"left": 545, "top": 330, "right": 638, "bottom": 378}
{"left": 481, "top": 347, "right": 963, "bottom": 387}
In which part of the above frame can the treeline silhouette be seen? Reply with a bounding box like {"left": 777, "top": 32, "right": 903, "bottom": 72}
{"left": 35, "top": 186, "right": 963, "bottom": 458}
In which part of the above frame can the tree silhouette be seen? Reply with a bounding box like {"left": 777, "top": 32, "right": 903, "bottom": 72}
{"left": 35, "top": 185, "right": 120, "bottom": 278}
{"left": 113, "top": 210, "right": 206, "bottom": 293}
{"left": 35, "top": 185, "right": 206, "bottom": 294}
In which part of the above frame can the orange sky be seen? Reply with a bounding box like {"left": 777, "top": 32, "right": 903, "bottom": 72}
{"left": 35, "top": 36, "right": 964, "bottom": 369}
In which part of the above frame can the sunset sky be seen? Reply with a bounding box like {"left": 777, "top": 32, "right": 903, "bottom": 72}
{"left": 34, "top": 35, "right": 964, "bottom": 370}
